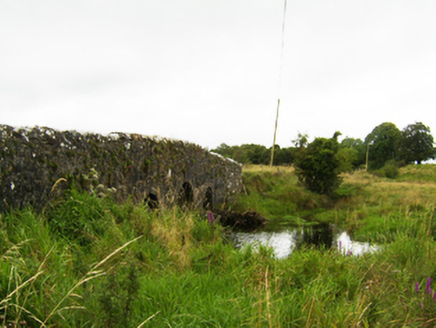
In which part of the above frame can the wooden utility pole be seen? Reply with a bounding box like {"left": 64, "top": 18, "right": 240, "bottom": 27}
{"left": 366, "top": 143, "right": 370, "bottom": 172}
{"left": 270, "top": 99, "right": 280, "bottom": 167}
{"left": 270, "top": 0, "right": 287, "bottom": 167}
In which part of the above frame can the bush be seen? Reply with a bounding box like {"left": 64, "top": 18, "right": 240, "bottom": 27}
{"left": 372, "top": 160, "right": 400, "bottom": 179}
{"left": 295, "top": 136, "right": 342, "bottom": 196}
{"left": 380, "top": 164, "right": 400, "bottom": 179}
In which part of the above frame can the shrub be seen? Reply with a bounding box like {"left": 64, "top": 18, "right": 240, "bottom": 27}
{"left": 373, "top": 161, "right": 400, "bottom": 179}
{"left": 381, "top": 163, "right": 400, "bottom": 179}
{"left": 294, "top": 136, "right": 342, "bottom": 196}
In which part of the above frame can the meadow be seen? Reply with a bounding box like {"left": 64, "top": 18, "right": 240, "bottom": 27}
{"left": 1, "top": 165, "right": 436, "bottom": 327}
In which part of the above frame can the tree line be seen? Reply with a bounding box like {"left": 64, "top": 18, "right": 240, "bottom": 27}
{"left": 213, "top": 122, "right": 435, "bottom": 169}
{"left": 212, "top": 122, "right": 435, "bottom": 196}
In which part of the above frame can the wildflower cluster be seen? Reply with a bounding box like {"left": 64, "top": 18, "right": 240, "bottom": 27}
{"left": 415, "top": 277, "right": 436, "bottom": 308}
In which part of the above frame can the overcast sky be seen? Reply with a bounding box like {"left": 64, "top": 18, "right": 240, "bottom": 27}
{"left": 1, "top": 0, "right": 435, "bottom": 150}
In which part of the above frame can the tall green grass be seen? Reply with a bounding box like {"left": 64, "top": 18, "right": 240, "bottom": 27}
{"left": 1, "top": 165, "right": 436, "bottom": 326}
{"left": 233, "top": 167, "right": 332, "bottom": 223}
{"left": 397, "top": 164, "right": 436, "bottom": 183}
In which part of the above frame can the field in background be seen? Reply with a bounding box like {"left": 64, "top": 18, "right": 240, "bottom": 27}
{"left": 1, "top": 165, "right": 436, "bottom": 326}
{"left": 242, "top": 164, "right": 295, "bottom": 174}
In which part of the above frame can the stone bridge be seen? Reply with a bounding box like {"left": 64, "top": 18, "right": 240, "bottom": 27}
{"left": 0, "top": 125, "right": 243, "bottom": 212}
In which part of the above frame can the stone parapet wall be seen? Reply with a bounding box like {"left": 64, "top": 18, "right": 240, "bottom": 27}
{"left": 0, "top": 125, "right": 242, "bottom": 212}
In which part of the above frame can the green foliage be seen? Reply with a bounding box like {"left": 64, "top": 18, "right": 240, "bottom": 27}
{"left": 292, "top": 132, "right": 309, "bottom": 148}
{"left": 336, "top": 147, "right": 358, "bottom": 172}
{"left": 340, "top": 137, "right": 366, "bottom": 168}
{"left": 45, "top": 189, "right": 110, "bottom": 246}
{"left": 271, "top": 145, "right": 295, "bottom": 165}
{"left": 365, "top": 122, "right": 401, "bottom": 169}
{"left": 398, "top": 122, "right": 435, "bottom": 164}
{"left": 213, "top": 143, "right": 269, "bottom": 164}
{"left": 334, "top": 182, "right": 359, "bottom": 198}
{"left": 341, "top": 137, "right": 363, "bottom": 148}
{"left": 214, "top": 120, "right": 434, "bottom": 172}
{"left": 212, "top": 143, "right": 295, "bottom": 165}
{"left": 352, "top": 209, "right": 433, "bottom": 243}
{"left": 2, "top": 170, "right": 436, "bottom": 326}
{"left": 237, "top": 143, "right": 269, "bottom": 164}
{"left": 211, "top": 143, "right": 238, "bottom": 159}
{"left": 234, "top": 168, "right": 330, "bottom": 221}
{"left": 295, "top": 136, "right": 343, "bottom": 196}
{"left": 377, "top": 162, "right": 400, "bottom": 179}
{"left": 95, "top": 263, "right": 140, "bottom": 327}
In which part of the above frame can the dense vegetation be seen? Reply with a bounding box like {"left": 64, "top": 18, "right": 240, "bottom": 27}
{"left": 212, "top": 121, "right": 435, "bottom": 170}
{"left": 2, "top": 164, "right": 436, "bottom": 326}
{"left": 293, "top": 133, "right": 343, "bottom": 196}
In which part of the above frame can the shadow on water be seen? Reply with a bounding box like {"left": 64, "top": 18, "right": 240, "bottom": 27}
{"left": 233, "top": 221, "right": 378, "bottom": 259}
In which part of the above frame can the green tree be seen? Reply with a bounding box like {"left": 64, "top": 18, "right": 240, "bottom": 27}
{"left": 212, "top": 143, "right": 294, "bottom": 165}
{"left": 365, "top": 122, "right": 401, "bottom": 169}
{"left": 341, "top": 137, "right": 363, "bottom": 148}
{"left": 292, "top": 132, "right": 309, "bottom": 148}
{"left": 222, "top": 144, "right": 269, "bottom": 164}
{"left": 272, "top": 146, "right": 295, "bottom": 165}
{"left": 211, "top": 143, "right": 237, "bottom": 159}
{"left": 336, "top": 147, "right": 358, "bottom": 172}
{"left": 340, "top": 138, "right": 366, "bottom": 169}
{"left": 398, "top": 122, "right": 435, "bottom": 164}
{"left": 295, "top": 133, "right": 342, "bottom": 196}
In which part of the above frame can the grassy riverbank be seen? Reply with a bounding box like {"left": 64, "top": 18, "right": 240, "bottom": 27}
{"left": 1, "top": 165, "right": 436, "bottom": 326}
{"left": 237, "top": 164, "right": 436, "bottom": 242}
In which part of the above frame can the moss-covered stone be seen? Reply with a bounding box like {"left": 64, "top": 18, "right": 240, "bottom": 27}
{"left": 0, "top": 125, "right": 242, "bottom": 212}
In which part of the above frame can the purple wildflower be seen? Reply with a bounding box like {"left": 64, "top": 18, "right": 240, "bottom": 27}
{"left": 419, "top": 302, "right": 423, "bottom": 309}
{"left": 433, "top": 291, "right": 436, "bottom": 301}
{"left": 415, "top": 282, "right": 420, "bottom": 292}
{"left": 207, "top": 211, "right": 214, "bottom": 224}
{"left": 347, "top": 250, "right": 353, "bottom": 256}
{"left": 426, "top": 277, "right": 432, "bottom": 295}
{"left": 338, "top": 241, "right": 342, "bottom": 251}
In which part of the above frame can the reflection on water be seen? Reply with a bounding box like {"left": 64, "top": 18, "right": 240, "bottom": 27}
{"left": 234, "top": 223, "right": 378, "bottom": 259}
{"left": 234, "top": 230, "right": 299, "bottom": 259}
{"left": 300, "top": 222, "right": 333, "bottom": 249}
{"left": 336, "top": 232, "right": 378, "bottom": 256}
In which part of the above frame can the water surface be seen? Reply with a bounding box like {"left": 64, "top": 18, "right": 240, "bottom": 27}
{"left": 234, "top": 223, "right": 378, "bottom": 259}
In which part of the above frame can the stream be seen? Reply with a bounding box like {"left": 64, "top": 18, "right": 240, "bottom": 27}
{"left": 233, "top": 222, "right": 379, "bottom": 259}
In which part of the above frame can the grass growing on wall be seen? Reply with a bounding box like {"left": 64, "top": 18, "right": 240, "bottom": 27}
{"left": 1, "top": 165, "right": 436, "bottom": 326}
